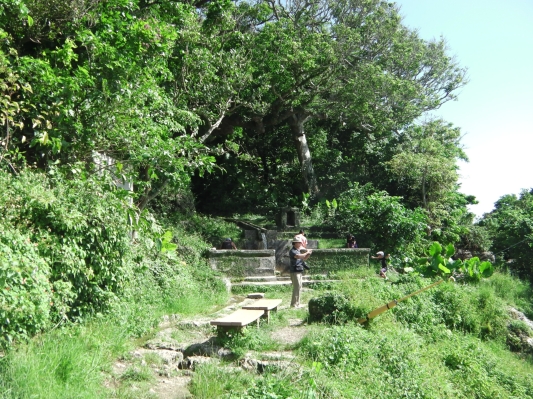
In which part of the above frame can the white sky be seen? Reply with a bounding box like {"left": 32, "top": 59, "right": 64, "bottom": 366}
{"left": 396, "top": 0, "right": 533, "bottom": 219}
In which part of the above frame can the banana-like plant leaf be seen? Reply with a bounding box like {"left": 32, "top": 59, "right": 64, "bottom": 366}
{"left": 438, "top": 264, "right": 450, "bottom": 274}
{"left": 448, "top": 259, "right": 463, "bottom": 270}
{"left": 429, "top": 242, "right": 442, "bottom": 257}
{"left": 445, "top": 243, "right": 455, "bottom": 258}
{"left": 479, "top": 261, "right": 494, "bottom": 277}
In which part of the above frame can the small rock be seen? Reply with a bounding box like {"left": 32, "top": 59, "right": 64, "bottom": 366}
{"left": 247, "top": 293, "right": 265, "bottom": 299}
{"left": 179, "top": 356, "right": 218, "bottom": 370}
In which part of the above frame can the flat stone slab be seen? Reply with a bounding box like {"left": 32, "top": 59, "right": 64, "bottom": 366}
{"left": 242, "top": 299, "right": 282, "bottom": 311}
{"left": 242, "top": 299, "right": 283, "bottom": 323}
{"left": 247, "top": 293, "right": 265, "bottom": 299}
{"left": 210, "top": 309, "right": 265, "bottom": 328}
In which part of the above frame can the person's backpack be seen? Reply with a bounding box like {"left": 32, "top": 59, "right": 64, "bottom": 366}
{"left": 221, "top": 238, "right": 233, "bottom": 249}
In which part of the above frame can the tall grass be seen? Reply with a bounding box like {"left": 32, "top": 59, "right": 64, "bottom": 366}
{"left": 190, "top": 362, "right": 254, "bottom": 399}
{"left": 481, "top": 271, "right": 533, "bottom": 317}
{"left": 0, "top": 321, "right": 131, "bottom": 399}
{"left": 0, "top": 275, "right": 228, "bottom": 399}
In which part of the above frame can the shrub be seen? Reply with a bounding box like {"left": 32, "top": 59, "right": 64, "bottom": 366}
{"left": 0, "top": 225, "right": 52, "bottom": 346}
{"left": 329, "top": 183, "right": 428, "bottom": 252}
{"left": 0, "top": 170, "right": 133, "bottom": 320}
{"left": 0, "top": 169, "right": 230, "bottom": 344}
{"left": 308, "top": 292, "right": 360, "bottom": 323}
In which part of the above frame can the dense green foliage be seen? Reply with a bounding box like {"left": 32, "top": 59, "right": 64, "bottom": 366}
{"left": 479, "top": 189, "right": 533, "bottom": 281}
{"left": 326, "top": 183, "right": 427, "bottom": 252}
{"left": 0, "top": 0, "right": 488, "bottom": 273}
{"left": 1, "top": 0, "right": 468, "bottom": 219}
{"left": 0, "top": 168, "right": 229, "bottom": 347}
{"left": 1, "top": 0, "right": 533, "bottom": 397}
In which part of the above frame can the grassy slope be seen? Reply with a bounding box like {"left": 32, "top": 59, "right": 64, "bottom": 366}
{"left": 1, "top": 211, "right": 533, "bottom": 398}
{"left": 191, "top": 271, "right": 533, "bottom": 399}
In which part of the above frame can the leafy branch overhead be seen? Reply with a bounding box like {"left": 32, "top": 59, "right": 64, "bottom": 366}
{"left": 1, "top": 0, "right": 467, "bottom": 210}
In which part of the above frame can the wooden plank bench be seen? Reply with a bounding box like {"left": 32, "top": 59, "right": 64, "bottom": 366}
{"left": 242, "top": 299, "right": 283, "bottom": 323}
{"left": 210, "top": 309, "right": 265, "bottom": 333}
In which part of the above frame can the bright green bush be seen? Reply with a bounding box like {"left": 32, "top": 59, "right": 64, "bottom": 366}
{"left": 308, "top": 292, "right": 360, "bottom": 323}
{"left": 0, "top": 169, "right": 229, "bottom": 344}
{"left": 0, "top": 170, "right": 133, "bottom": 320}
{"left": 328, "top": 183, "right": 428, "bottom": 253}
{"left": 0, "top": 225, "right": 52, "bottom": 346}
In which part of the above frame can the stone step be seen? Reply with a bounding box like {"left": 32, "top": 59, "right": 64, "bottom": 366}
{"left": 275, "top": 274, "right": 328, "bottom": 281}
{"left": 243, "top": 276, "right": 278, "bottom": 282}
{"left": 232, "top": 279, "right": 339, "bottom": 287}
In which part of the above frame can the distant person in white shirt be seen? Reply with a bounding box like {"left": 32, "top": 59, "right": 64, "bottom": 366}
{"left": 293, "top": 229, "right": 308, "bottom": 248}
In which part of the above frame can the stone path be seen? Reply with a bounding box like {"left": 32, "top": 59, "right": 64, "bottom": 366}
{"left": 109, "top": 296, "right": 309, "bottom": 398}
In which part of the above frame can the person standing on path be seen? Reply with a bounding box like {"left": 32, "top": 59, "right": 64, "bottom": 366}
{"left": 289, "top": 237, "right": 312, "bottom": 308}
{"left": 372, "top": 251, "right": 390, "bottom": 279}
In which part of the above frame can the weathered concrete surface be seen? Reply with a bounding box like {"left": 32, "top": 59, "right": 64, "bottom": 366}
{"left": 278, "top": 247, "right": 370, "bottom": 276}
{"left": 208, "top": 247, "right": 370, "bottom": 279}
{"left": 208, "top": 249, "right": 276, "bottom": 277}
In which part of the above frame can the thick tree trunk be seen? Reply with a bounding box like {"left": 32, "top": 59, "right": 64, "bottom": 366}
{"left": 288, "top": 113, "right": 319, "bottom": 196}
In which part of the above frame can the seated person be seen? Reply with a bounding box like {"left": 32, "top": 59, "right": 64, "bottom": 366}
{"left": 346, "top": 234, "right": 358, "bottom": 248}
{"left": 221, "top": 238, "right": 237, "bottom": 250}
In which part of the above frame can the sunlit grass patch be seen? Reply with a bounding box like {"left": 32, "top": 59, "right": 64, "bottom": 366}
{"left": 0, "top": 321, "right": 132, "bottom": 399}
{"left": 190, "top": 361, "right": 254, "bottom": 399}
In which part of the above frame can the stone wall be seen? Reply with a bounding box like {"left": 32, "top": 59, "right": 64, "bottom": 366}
{"left": 207, "top": 249, "right": 276, "bottom": 277}
{"left": 277, "top": 245, "right": 370, "bottom": 276}
{"left": 207, "top": 247, "right": 370, "bottom": 278}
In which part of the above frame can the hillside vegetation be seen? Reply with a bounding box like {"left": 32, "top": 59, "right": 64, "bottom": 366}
{"left": 1, "top": 0, "right": 533, "bottom": 397}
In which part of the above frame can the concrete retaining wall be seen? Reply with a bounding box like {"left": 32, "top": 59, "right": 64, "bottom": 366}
{"left": 207, "top": 249, "right": 276, "bottom": 277}
{"left": 278, "top": 247, "right": 370, "bottom": 276}
{"left": 207, "top": 247, "right": 370, "bottom": 278}
{"left": 306, "top": 248, "right": 370, "bottom": 274}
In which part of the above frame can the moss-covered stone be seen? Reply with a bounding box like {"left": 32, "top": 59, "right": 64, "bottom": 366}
{"left": 208, "top": 249, "right": 276, "bottom": 277}
{"left": 309, "top": 249, "right": 370, "bottom": 274}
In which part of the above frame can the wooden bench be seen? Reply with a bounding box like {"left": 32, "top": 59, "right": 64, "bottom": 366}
{"left": 242, "top": 299, "right": 282, "bottom": 323}
{"left": 210, "top": 309, "right": 265, "bottom": 333}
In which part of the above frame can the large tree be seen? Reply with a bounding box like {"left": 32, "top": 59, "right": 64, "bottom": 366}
{"left": 2, "top": 0, "right": 469, "bottom": 217}
{"left": 1, "top": 0, "right": 228, "bottom": 209}
{"left": 386, "top": 119, "right": 468, "bottom": 227}
{"left": 192, "top": 0, "right": 467, "bottom": 201}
